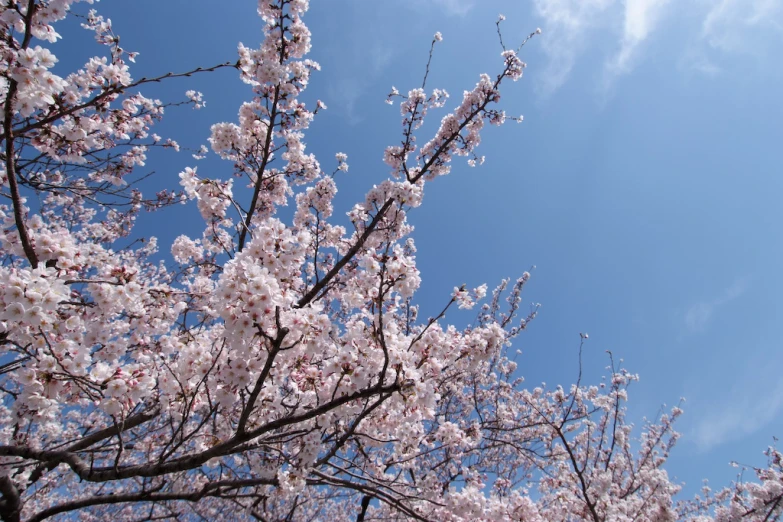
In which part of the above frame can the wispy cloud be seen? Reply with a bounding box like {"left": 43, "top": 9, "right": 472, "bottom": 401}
{"left": 702, "top": 0, "right": 783, "bottom": 52}
{"left": 432, "top": 0, "right": 475, "bottom": 16}
{"left": 531, "top": 0, "right": 673, "bottom": 93}
{"left": 327, "top": 36, "right": 393, "bottom": 125}
{"left": 678, "top": 0, "right": 782, "bottom": 76}
{"left": 533, "top": 0, "right": 782, "bottom": 93}
{"left": 678, "top": 48, "right": 723, "bottom": 76}
{"left": 402, "top": 0, "right": 475, "bottom": 17}
{"left": 691, "top": 358, "right": 783, "bottom": 450}
{"left": 605, "top": 0, "right": 671, "bottom": 77}
{"left": 684, "top": 277, "right": 748, "bottom": 333}
{"left": 532, "top": 0, "right": 615, "bottom": 94}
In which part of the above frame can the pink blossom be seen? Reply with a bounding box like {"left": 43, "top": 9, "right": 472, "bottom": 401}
{"left": 0, "top": 4, "right": 775, "bottom": 522}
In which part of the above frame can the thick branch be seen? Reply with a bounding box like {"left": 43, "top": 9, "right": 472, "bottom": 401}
{"left": 0, "top": 476, "right": 21, "bottom": 522}
{"left": 0, "top": 384, "right": 399, "bottom": 483}
{"left": 27, "top": 477, "right": 278, "bottom": 522}
{"left": 356, "top": 495, "right": 372, "bottom": 522}
{"left": 26, "top": 405, "right": 161, "bottom": 487}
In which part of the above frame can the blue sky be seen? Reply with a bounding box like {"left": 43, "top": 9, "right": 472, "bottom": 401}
{"left": 53, "top": 0, "right": 783, "bottom": 499}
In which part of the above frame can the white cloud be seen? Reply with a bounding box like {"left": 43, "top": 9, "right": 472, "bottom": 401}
{"left": 605, "top": 0, "right": 672, "bottom": 76}
{"left": 702, "top": 0, "right": 783, "bottom": 52}
{"left": 327, "top": 32, "right": 394, "bottom": 125}
{"left": 678, "top": 48, "right": 723, "bottom": 76}
{"left": 532, "top": 0, "right": 672, "bottom": 92}
{"left": 684, "top": 302, "right": 713, "bottom": 332}
{"left": 432, "top": 0, "right": 475, "bottom": 16}
{"left": 678, "top": 0, "right": 782, "bottom": 77}
{"left": 533, "top": 0, "right": 782, "bottom": 91}
{"left": 328, "top": 80, "right": 364, "bottom": 125}
{"left": 532, "top": 0, "right": 616, "bottom": 94}
{"left": 402, "top": 0, "right": 475, "bottom": 17}
{"left": 691, "top": 359, "right": 783, "bottom": 450}
{"left": 684, "top": 278, "right": 748, "bottom": 333}
{"left": 692, "top": 383, "right": 783, "bottom": 450}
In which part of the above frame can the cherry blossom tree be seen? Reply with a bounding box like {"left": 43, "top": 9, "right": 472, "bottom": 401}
{"left": 0, "top": 1, "right": 780, "bottom": 521}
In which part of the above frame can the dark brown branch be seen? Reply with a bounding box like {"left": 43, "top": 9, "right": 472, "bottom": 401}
{"left": 237, "top": 311, "right": 289, "bottom": 435}
{"left": 297, "top": 65, "right": 512, "bottom": 311}
{"left": 26, "top": 406, "right": 161, "bottom": 487}
{"left": 297, "top": 198, "right": 394, "bottom": 308}
{"left": 27, "top": 477, "right": 278, "bottom": 522}
{"left": 0, "top": 62, "right": 237, "bottom": 144}
{"left": 0, "top": 384, "right": 399, "bottom": 483}
{"left": 237, "top": 86, "right": 280, "bottom": 253}
{"left": 0, "top": 476, "right": 21, "bottom": 522}
{"left": 356, "top": 495, "right": 372, "bottom": 522}
{"left": 554, "top": 424, "right": 602, "bottom": 522}
{"left": 2, "top": 0, "right": 39, "bottom": 269}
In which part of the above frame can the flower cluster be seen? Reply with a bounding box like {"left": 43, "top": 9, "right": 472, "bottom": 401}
{"left": 0, "top": 2, "right": 778, "bottom": 522}
{"left": 185, "top": 90, "right": 205, "bottom": 109}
